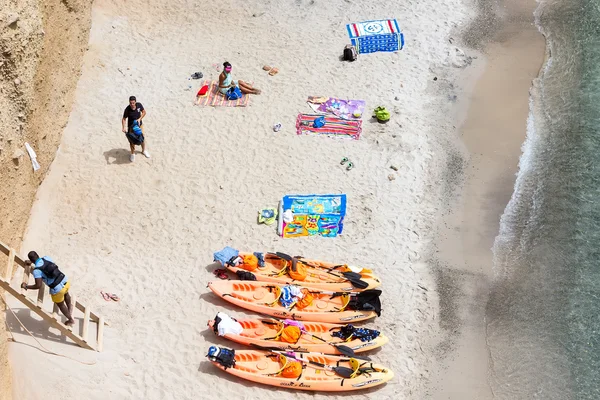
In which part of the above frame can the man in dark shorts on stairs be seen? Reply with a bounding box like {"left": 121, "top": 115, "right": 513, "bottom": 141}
{"left": 121, "top": 95, "right": 150, "bottom": 162}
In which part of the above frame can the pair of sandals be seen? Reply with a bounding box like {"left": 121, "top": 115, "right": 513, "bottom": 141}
{"left": 214, "top": 268, "right": 229, "bottom": 280}
{"left": 262, "top": 65, "right": 279, "bottom": 76}
{"left": 340, "top": 157, "right": 354, "bottom": 171}
{"left": 100, "top": 291, "right": 120, "bottom": 302}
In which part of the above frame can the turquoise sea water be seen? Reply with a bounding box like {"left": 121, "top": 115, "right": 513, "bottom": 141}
{"left": 488, "top": 1, "right": 600, "bottom": 398}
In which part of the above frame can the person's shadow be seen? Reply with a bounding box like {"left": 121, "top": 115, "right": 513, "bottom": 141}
{"left": 103, "top": 148, "right": 131, "bottom": 165}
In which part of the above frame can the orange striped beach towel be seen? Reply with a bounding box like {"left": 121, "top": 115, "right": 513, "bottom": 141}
{"left": 195, "top": 80, "right": 250, "bottom": 107}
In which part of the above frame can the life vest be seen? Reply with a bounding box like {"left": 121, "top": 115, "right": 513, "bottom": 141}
{"left": 279, "top": 325, "right": 301, "bottom": 344}
{"left": 34, "top": 258, "right": 65, "bottom": 289}
{"left": 240, "top": 254, "right": 258, "bottom": 271}
{"left": 266, "top": 320, "right": 304, "bottom": 344}
{"left": 288, "top": 259, "right": 307, "bottom": 281}
{"left": 295, "top": 289, "right": 314, "bottom": 310}
{"left": 275, "top": 354, "right": 302, "bottom": 378}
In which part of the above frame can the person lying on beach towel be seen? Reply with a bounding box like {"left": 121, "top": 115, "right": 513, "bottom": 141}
{"left": 218, "top": 61, "right": 261, "bottom": 95}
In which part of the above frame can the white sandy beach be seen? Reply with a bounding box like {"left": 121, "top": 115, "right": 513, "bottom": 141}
{"left": 4, "top": 0, "right": 482, "bottom": 399}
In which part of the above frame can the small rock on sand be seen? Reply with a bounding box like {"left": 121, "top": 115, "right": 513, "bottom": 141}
{"left": 6, "top": 13, "right": 19, "bottom": 26}
{"left": 12, "top": 149, "right": 24, "bottom": 164}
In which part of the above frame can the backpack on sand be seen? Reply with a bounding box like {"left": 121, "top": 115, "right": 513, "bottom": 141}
{"left": 343, "top": 45, "right": 358, "bottom": 62}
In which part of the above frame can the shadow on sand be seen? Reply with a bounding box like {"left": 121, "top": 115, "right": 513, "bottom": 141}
{"left": 103, "top": 148, "right": 131, "bottom": 165}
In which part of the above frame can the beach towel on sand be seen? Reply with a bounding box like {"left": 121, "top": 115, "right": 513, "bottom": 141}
{"left": 278, "top": 194, "right": 347, "bottom": 238}
{"left": 195, "top": 80, "right": 250, "bottom": 107}
{"left": 296, "top": 114, "right": 362, "bottom": 140}
{"left": 346, "top": 19, "right": 405, "bottom": 54}
{"left": 307, "top": 96, "right": 366, "bottom": 120}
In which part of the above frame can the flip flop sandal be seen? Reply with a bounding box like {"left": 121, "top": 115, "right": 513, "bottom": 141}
{"left": 109, "top": 294, "right": 120, "bottom": 302}
{"left": 213, "top": 269, "right": 228, "bottom": 280}
{"left": 340, "top": 157, "right": 349, "bottom": 165}
{"left": 346, "top": 162, "right": 354, "bottom": 171}
{"left": 100, "top": 291, "right": 111, "bottom": 301}
{"left": 268, "top": 68, "right": 279, "bottom": 76}
{"left": 262, "top": 65, "right": 272, "bottom": 71}
{"left": 273, "top": 123, "right": 282, "bottom": 132}
{"left": 191, "top": 72, "right": 203, "bottom": 79}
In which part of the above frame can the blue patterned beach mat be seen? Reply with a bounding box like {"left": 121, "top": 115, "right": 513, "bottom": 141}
{"left": 346, "top": 19, "right": 405, "bottom": 54}
{"left": 279, "top": 194, "right": 347, "bottom": 238}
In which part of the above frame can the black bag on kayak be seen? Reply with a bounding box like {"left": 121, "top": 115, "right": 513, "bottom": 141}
{"left": 332, "top": 289, "right": 382, "bottom": 316}
{"left": 331, "top": 324, "right": 381, "bottom": 342}
{"left": 207, "top": 346, "right": 236, "bottom": 369}
{"left": 236, "top": 270, "right": 257, "bottom": 281}
{"left": 349, "top": 289, "right": 382, "bottom": 316}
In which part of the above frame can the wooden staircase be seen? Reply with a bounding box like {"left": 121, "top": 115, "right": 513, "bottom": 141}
{"left": 0, "top": 241, "right": 106, "bottom": 351}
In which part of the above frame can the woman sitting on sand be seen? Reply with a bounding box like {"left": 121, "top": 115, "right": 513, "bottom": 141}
{"left": 218, "top": 61, "right": 261, "bottom": 95}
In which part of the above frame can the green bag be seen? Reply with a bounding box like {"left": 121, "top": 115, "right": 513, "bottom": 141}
{"left": 373, "top": 106, "right": 390, "bottom": 123}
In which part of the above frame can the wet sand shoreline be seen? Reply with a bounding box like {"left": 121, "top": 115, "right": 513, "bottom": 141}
{"left": 428, "top": 0, "right": 545, "bottom": 398}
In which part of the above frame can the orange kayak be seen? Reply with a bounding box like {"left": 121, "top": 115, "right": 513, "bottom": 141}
{"left": 207, "top": 316, "right": 388, "bottom": 354}
{"left": 206, "top": 346, "right": 394, "bottom": 391}
{"left": 226, "top": 252, "right": 381, "bottom": 292}
{"left": 207, "top": 281, "right": 381, "bottom": 323}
